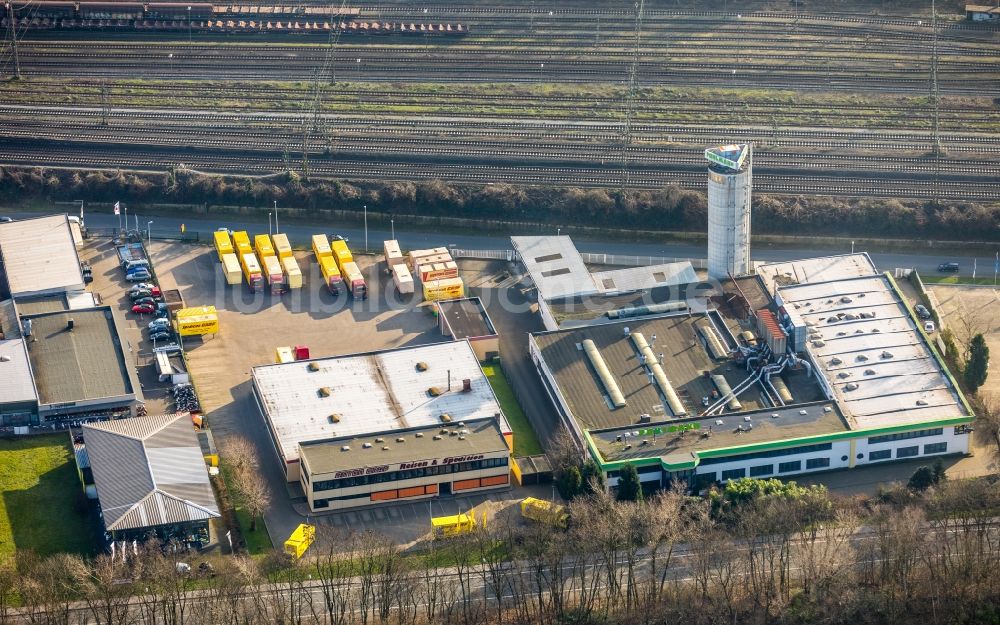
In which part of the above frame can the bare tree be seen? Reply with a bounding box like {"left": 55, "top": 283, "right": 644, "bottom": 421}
{"left": 232, "top": 470, "right": 271, "bottom": 533}
{"left": 973, "top": 393, "right": 1000, "bottom": 468}
{"left": 222, "top": 435, "right": 259, "bottom": 477}
{"left": 75, "top": 553, "right": 140, "bottom": 625}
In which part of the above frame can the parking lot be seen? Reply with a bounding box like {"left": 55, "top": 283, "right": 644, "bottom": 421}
{"left": 146, "top": 241, "right": 552, "bottom": 546}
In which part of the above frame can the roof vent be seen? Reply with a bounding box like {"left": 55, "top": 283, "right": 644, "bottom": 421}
{"left": 638, "top": 413, "right": 651, "bottom": 424}
{"left": 428, "top": 387, "right": 443, "bottom": 397}
{"left": 880, "top": 351, "right": 893, "bottom": 359}
{"left": 440, "top": 413, "right": 452, "bottom": 423}
{"left": 382, "top": 446, "right": 390, "bottom": 451}
{"left": 318, "top": 387, "right": 331, "bottom": 397}
{"left": 460, "top": 429, "right": 469, "bottom": 435}
{"left": 0, "top": 355, "right": 10, "bottom": 362}
{"left": 341, "top": 445, "right": 350, "bottom": 451}
{"left": 458, "top": 435, "right": 466, "bottom": 440}
{"left": 840, "top": 296, "right": 853, "bottom": 303}
{"left": 449, "top": 430, "right": 458, "bottom": 437}
{"left": 916, "top": 399, "right": 929, "bottom": 406}
{"left": 823, "top": 406, "right": 833, "bottom": 413}
{"left": 771, "top": 413, "right": 779, "bottom": 419}
{"left": 871, "top": 328, "right": 880, "bottom": 333}
{"left": 623, "top": 444, "right": 632, "bottom": 450}
{"left": 362, "top": 442, "right": 372, "bottom": 448}
{"left": 328, "top": 414, "right": 341, "bottom": 423}
{"left": 308, "top": 362, "right": 320, "bottom": 372}
{"left": 67, "top": 318, "right": 75, "bottom": 331}
{"left": 415, "top": 432, "right": 425, "bottom": 438}
{"left": 396, "top": 437, "right": 405, "bottom": 443}
{"left": 837, "top": 372, "right": 851, "bottom": 379}
{"left": 856, "top": 355, "right": 868, "bottom": 362}
{"left": 864, "top": 369, "right": 876, "bottom": 375}
{"left": 416, "top": 361, "right": 429, "bottom": 371}
{"left": 623, "top": 326, "right": 630, "bottom": 336}
{"left": 844, "top": 382, "right": 859, "bottom": 391}
{"left": 439, "top": 429, "right": 449, "bottom": 434}
{"left": 830, "top": 357, "right": 842, "bottom": 365}
{"left": 375, "top": 437, "right": 384, "bottom": 443}
{"left": 462, "top": 378, "right": 472, "bottom": 392}
{"left": 433, "top": 435, "right": 442, "bottom": 441}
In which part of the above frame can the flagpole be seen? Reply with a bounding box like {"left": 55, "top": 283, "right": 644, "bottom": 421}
{"left": 994, "top": 251, "right": 998, "bottom": 287}
{"left": 973, "top": 258, "right": 977, "bottom": 281}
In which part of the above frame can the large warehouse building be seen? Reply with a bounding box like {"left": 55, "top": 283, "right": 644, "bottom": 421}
{"left": 530, "top": 254, "right": 972, "bottom": 491}
{"left": 252, "top": 340, "right": 513, "bottom": 511}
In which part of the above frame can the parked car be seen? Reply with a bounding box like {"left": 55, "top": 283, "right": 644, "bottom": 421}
{"left": 129, "top": 282, "right": 156, "bottom": 293}
{"left": 924, "top": 320, "right": 936, "bottom": 333}
{"left": 129, "top": 289, "right": 153, "bottom": 301}
{"left": 126, "top": 270, "right": 152, "bottom": 282}
{"left": 132, "top": 303, "right": 156, "bottom": 314}
{"left": 914, "top": 304, "right": 931, "bottom": 319}
{"left": 149, "top": 330, "right": 173, "bottom": 342}
{"left": 80, "top": 262, "right": 93, "bottom": 284}
{"left": 133, "top": 297, "right": 157, "bottom": 307}
{"left": 148, "top": 318, "right": 171, "bottom": 330}
{"left": 938, "top": 262, "right": 960, "bottom": 272}
{"left": 0, "top": 216, "right": 12, "bottom": 223}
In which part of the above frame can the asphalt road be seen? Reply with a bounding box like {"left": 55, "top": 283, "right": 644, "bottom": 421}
{"left": 8, "top": 208, "right": 996, "bottom": 278}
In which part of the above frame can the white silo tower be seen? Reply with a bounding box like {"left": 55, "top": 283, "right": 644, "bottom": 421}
{"left": 705, "top": 143, "right": 753, "bottom": 279}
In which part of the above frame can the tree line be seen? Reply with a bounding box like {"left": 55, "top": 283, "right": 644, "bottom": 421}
{"left": 2, "top": 471, "right": 999, "bottom": 625}
{"left": 1, "top": 166, "right": 998, "bottom": 241}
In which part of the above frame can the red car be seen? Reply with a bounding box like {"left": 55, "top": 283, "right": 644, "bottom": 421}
{"left": 132, "top": 303, "right": 156, "bottom": 314}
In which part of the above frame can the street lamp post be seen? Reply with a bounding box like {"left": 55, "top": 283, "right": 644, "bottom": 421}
{"left": 273, "top": 200, "right": 279, "bottom": 233}
{"left": 363, "top": 204, "right": 368, "bottom": 252}
{"left": 390, "top": 217, "right": 394, "bottom": 241}
{"left": 187, "top": 6, "right": 192, "bottom": 42}
{"left": 147, "top": 220, "right": 153, "bottom": 242}
{"left": 168, "top": 53, "right": 173, "bottom": 75}
{"left": 268, "top": 212, "right": 273, "bottom": 236}
{"left": 851, "top": 240, "right": 855, "bottom": 254}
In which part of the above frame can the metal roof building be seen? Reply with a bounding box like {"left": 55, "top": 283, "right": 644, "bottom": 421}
{"left": 83, "top": 414, "right": 220, "bottom": 540}
{"left": 0, "top": 215, "right": 85, "bottom": 299}
{"left": 252, "top": 339, "right": 512, "bottom": 482}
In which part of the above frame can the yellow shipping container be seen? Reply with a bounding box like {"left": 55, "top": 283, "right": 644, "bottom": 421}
{"left": 423, "top": 277, "right": 464, "bottom": 302}
{"left": 331, "top": 239, "right": 353, "bottom": 272}
{"left": 254, "top": 234, "right": 276, "bottom": 259}
{"left": 231, "top": 231, "right": 252, "bottom": 255}
{"left": 284, "top": 524, "right": 316, "bottom": 559}
{"left": 175, "top": 305, "right": 217, "bottom": 319}
{"left": 282, "top": 256, "right": 302, "bottom": 289}
{"left": 311, "top": 234, "right": 332, "bottom": 259}
{"left": 213, "top": 231, "right": 233, "bottom": 262}
{"left": 431, "top": 510, "right": 477, "bottom": 538}
{"left": 272, "top": 233, "right": 293, "bottom": 259}
{"left": 176, "top": 314, "right": 219, "bottom": 336}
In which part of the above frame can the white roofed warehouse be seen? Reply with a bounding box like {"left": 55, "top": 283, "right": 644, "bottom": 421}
{"left": 252, "top": 339, "right": 513, "bottom": 511}
{"left": 529, "top": 254, "right": 973, "bottom": 495}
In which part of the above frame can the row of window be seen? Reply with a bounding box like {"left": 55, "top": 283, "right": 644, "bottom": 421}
{"left": 311, "top": 457, "right": 509, "bottom": 492}
{"left": 868, "top": 428, "right": 943, "bottom": 445}
{"left": 698, "top": 443, "right": 833, "bottom": 466}
{"left": 716, "top": 457, "right": 830, "bottom": 482}
{"left": 869, "top": 442, "right": 947, "bottom": 462}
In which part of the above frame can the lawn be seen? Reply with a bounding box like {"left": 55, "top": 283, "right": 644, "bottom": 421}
{"left": 0, "top": 434, "right": 97, "bottom": 560}
{"left": 235, "top": 509, "right": 273, "bottom": 556}
{"left": 482, "top": 364, "right": 544, "bottom": 457}
{"left": 922, "top": 275, "right": 1000, "bottom": 286}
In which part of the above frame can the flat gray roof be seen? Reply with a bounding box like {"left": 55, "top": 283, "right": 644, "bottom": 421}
{"left": 512, "top": 236, "right": 597, "bottom": 300}
{"left": 0, "top": 215, "right": 84, "bottom": 298}
{"left": 590, "top": 262, "right": 697, "bottom": 294}
{"left": 23, "top": 307, "right": 134, "bottom": 405}
{"left": 532, "top": 313, "right": 827, "bottom": 431}
{"left": 590, "top": 400, "right": 848, "bottom": 465}
{"left": 300, "top": 417, "right": 509, "bottom": 476}
{"left": 253, "top": 340, "right": 509, "bottom": 464}
{"left": 84, "top": 414, "right": 220, "bottom": 532}
{"left": 778, "top": 274, "right": 968, "bottom": 428}
{"left": 438, "top": 297, "right": 497, "bottom": 339}
{"left": 0, "top": 338, "right": 36, "bottom": 405}
{"left": 757, "top": 253, "right": 878, "bottom": 295}
{"left": 15, "top": 292, "right": 98, "bottom": 316}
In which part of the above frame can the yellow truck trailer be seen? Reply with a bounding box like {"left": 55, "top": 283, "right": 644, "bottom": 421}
{"left": 519, "top": 497, "right": 569, "bottom": 529}
{"left": 275, "top": 346, "right": 295, "bottom": 363}
{"left": 282, "top": 256, "right": 302, "bottom": 289}
{"left": 271, "top": 232, "right": 293, "bottom": 259}
{"left": 312, "top": 234, "right": 332, "bottom": 259}
{"left": 331, "top": 239, "right": 353, "bottom": 273}
{"left": 231, "top": 231, "right": 252, "bottom": 256}
{"left": 213, "top": 230, "right": 233, "bottom": 262}
{"left": 284, "top": 523, "right": 316, "bottom": 559}
{"left": 432, "top": 510, "right": 478, "bottom": 538}
{"left": 220, "top": 253, "right": 242, "bottom": 285}
{"left": 254, "top": 234, "right": 276, "bottom": 259}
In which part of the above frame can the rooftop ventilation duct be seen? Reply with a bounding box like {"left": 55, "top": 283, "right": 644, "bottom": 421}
{"left": 582, "top": 339, "right": 626, "bottom": 409}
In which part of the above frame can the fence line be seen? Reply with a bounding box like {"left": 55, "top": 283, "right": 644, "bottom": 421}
{"left": 448, "top": 248, "right": 514, "bottom": 261}
{"left": 580, "top": 252, "right": 707, "bottom": 269}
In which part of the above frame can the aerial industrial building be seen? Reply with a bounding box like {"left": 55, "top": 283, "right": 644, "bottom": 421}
{"left": 0, "top": 214, "right": 142, "bottom": 425}
{"left": 81, "top": 414, "right": 220, "bottom": 544}
{"left": 252, "top": 340, "right": 512, "bottom": 511}
{"left": 436, "top": 297, "right": 500, "bottom": 361}
{"left": 531, "top": 253, "right": 971, "bottom": 490}
{"left": 511, "top": 235, "right": 697, "bottom": 330}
